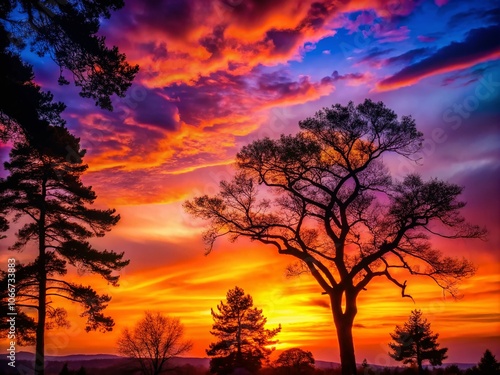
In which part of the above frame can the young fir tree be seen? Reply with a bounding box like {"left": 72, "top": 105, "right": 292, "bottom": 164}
{"left": 0, "top": 125, "right": 129, "bottom": 375}
{"left": 477, "top": 349, "right": 500, "bottom": 375}
{"left": 389, "top": 310, "right": 448, "bottom": 374}
{"left": 207, "top": 286, "right": 281, "bottom": 375}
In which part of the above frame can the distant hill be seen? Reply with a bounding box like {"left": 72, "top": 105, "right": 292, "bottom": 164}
{"left": 314, "top": 359, "right": 475, "bottom": 371}
{"left": 314, "top": 360, "right": 341, "bottom": 369}
{"left": 15, "top": 351, "right": 121, "bottom": 361}
{"left": 432, "top": 363, "right": 477, "bottom": 371}
{"left": 0, "top": 352, "right": 475, "bottom": 375}
{"left": 0, "top": 353, "right": 210, "bottom": 375}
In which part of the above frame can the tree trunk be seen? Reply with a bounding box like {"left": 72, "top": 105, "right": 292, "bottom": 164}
{"left": 34, "top": 277, "right": 46, "bottom": 375}
{"left": 236, "top": 314, "right": 242, "bottom": 368}
{"left": 416, "top": 342, "right": 423, "bottom": 375}
{"left": 35, "top": 177, "right": 47, "bottom": 375}
{"left": 335, "top": 317, "right": 357, "bottom": 375}
{"left": 330, "top": 290, "right": 358, "bottom": 375}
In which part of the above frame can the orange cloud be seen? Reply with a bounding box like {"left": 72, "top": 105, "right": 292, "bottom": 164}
{"left": 69, "top": 68, "right": 336, "bottom": 206}
{"left": 103, "top": 0, "right": 343, "bottom": 88}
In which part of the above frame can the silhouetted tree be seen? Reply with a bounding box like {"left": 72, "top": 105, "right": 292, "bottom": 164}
{"left": 0, "top": 0, "right": 138, "bottom": 112}
{"left": 476, "top": 349, "right": 500, "bottom": 375}
{"left": 76, "top": 366, "right": 87, "bottom": 375}
{"left": 361, "top": 359, "right": 368, "bottom": 369}
{"left": 389, "top": 310, "right": 448, "bottom": 374}
{"left": 117, "top": 311, "right": 193, "bottom": 375}
{"left": 465, "top": 367, "right": 478, "bottom": 375}
{"left": 0, "top": 23, "right": 69, "bottom": 153}
{"left": 275, "top": 348, "right": 315, "bottom": 375}
{"left": 0, "top": 1, "right": 138, "bottom": 186}
{"left": 0, "top": 125, "right": 129, "bottom": 375}
{"left": 358, "top": 358, "right": 376, "bottom": 375}
{"left": 207, "top": 286, "right": 281, "bottom": 375}
{"left": 184, "top": 100, "right": 485, "bottom": 375}
{"left": 59, "top": 363, "right": 70, "bottom": 375}
{"left": 0, "top": 182, "right": 9, "bottom": 238}
{"left": 0, "top": 99, "right": 65, "bottom": 350}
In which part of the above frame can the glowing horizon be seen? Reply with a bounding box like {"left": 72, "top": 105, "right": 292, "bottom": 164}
{"left": 1, "top": 0, "right": 499, "bottom": 367}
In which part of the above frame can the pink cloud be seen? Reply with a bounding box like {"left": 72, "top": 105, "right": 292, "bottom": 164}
{"left": 434, "top": 0, "right": 449, "bottom": 6}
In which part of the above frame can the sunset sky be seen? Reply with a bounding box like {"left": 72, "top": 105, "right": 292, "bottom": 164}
{"left": 1, "top": 0, "right": 499, "bottom": 366}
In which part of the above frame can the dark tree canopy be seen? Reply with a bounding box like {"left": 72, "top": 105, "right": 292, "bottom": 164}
{"left": 389, "top": 310, "right": 448, "bottom": 374}
{"left": 0, "top": 0, "right": 139, "bottom": 111}
{"left": 0, "top": 124, "right": 129, "bottom": 375}
{"left": 1, "top": 125, "right": 128, "bottom": 293}
{"left": 275, "top": 348, "right": 315, "bottom": 375}
{"left": 0, "top": 0, "right": 138, "bottom": 163}
{"left": 0, "top": 24, "right": 67, "bottom": 147}
{"left": 184, "top": 99, "right": 485, "bottom": 375}
{"left": 0, "top": 268, "right": 37, "bottom": 345}
{"left": 207, "top": 286, "right": 281, "bottom": 375}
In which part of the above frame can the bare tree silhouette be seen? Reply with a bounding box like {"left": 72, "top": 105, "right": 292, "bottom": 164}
{"left": 117, "top": 311, "right": 193, "bottom": 375}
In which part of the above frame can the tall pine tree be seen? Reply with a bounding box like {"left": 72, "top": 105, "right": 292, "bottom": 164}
{"left": 389, "top": 310, "right": 448, "bottom": 374}
{"left": 207, "top": 286, "right": 281, "bottom": 375}
{"left": 0, "top": 125, "right": 129, "bottom": 375}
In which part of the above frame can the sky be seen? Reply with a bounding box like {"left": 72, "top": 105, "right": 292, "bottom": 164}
{"left": 1, "top": 0, "right": 500, "bottom": 366}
